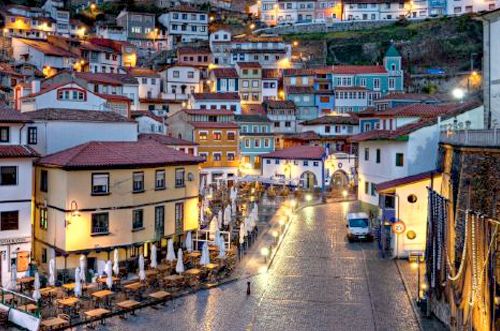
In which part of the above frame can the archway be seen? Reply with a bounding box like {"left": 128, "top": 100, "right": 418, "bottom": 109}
{"left": 300, "top": 171, "right": 317, "bottom": 190}
{"left": 332, "top": 170, "right": 349, "bottom": 189}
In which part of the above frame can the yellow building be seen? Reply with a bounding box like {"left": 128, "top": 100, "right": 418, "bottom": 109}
{"left": 33, "top": 140, "right": 203, "bottom": 273}
{"left": 236, "top": 62, "right": 262, "bottom": 104}
{"left": 167, "top": 108, "right": 239, "bottom": 185}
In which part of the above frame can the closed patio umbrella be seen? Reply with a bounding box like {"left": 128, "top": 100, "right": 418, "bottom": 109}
{"left": 97, "top": 260, "right": 106, "bottom": 276}
{"left": 217, "top": 209, "right": 223, "bottom": 229}
{"left": 224, "top": 206, "right": 231, "bottom": 226}
{"left": 209, "top": 216, "right": 218, "bottom": 240}
{"left": 200, "top": 243, "right": 210, "bottom": 266}
{"left": 218, "top": 235, "right": 226, "bottom": 258}
{"left": 113, "top": 248, "right": 120, "bottom": 276}
{"left": 231, "top": 199, "right": 237, "bottom": 217}
{"left": 239, "top": 225, "right": 245, "bottom": 245}
{"left": 138, "top": 254, "right": 146, "bottom": 281}
{"left": 175, "top": 249, "right": 185, "bottom": 274}
{"left": 185, "top": 232, "right": 193, "bottom": 253}
{"left": 32, "top": 272, "right": 41, "bottom": 301}
{"left": 105, "top": 260, "right": 113, "bottom": 289}
{"left": 74, "top": 267, "right": 82, "bottom": 297}
{"left": 48, "top": 258, "right": 56, "bottom": 287}
{"left": 200, "top": 176, "right": 206, "bottom": 195}
{"left": 8, "top": 264, "right": 17, "bottom": 290}
{"left": 150, "top": 244, "right": 158, "bottom": 268}
{"left": 79, "top": 255, "right": 86, "bottom": 283}
{"left": 166, "top": 239, "right": 176, "bottom": 262}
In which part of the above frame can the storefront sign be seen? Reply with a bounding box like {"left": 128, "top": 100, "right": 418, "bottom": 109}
{"left": 0, "top": 237, "right": 30, "bottom": 245}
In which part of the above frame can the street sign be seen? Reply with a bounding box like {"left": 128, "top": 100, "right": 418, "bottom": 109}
{"left": 392, "top": 221, "right": 406, "bottom": 234}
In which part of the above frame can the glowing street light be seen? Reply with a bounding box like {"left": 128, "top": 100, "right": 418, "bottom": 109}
{"left": 261, "top": 247, "right": 270, "bottom": 262}
{"left": 305, "top": 194, "right": 313, "bottom": 202}
{"left": 342, "top": 190, "right": 348, "bottom": 198}
{"left": 250, "top": 23, "right": 256, "bottom": 30}
{"left": 293, "top": 40, "right": 299, "bottom": 47}
{"left": 452, "top": 88, "right": 465, "bottom": 102}
{"left": 90, "top": 3, "right": 97, "bottom": 11}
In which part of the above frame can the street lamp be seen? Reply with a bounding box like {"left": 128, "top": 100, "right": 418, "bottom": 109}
{"left": 261, "top": 247, "right": 270, "bottom": 262}
{"left": 293, "top": 41, "right": 299, "bottom": 47}
{"left": 452, "top": 88, "right": 465, "bottom": 103}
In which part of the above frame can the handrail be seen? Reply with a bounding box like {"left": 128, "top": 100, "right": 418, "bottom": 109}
{"left": 440, "top": 129, "right": 500, "bottom": 147}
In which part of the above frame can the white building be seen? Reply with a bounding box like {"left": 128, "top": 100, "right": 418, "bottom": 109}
{"left": 352, "top": 102, "right": 484, "bottom": 207}
{"left": 343, "top": 0, "right": 413, "bottom": 21}
{"left": 131, "top": 111, "right": 166, "bottom": 135}
{"left": 122, "top": 68, "right": 161, "bottom": 100}
{"left": 42, "top": 0, "right": 70, "bottom": 36}
{"left": 189, "top": 92, "right": 242, "bottom": 113}
{"left": 160, "top": 65, "right": 202, "bottom": 101}
{"left": 0, "top": 107, "right": 39, "bottom": 287}
{"left": 230, "top": 35, "right": 292, "bottom": 69}
{"left": 334, "top": 87, "right": 370, "bottom": 113}
{"left": 261, "top": 145, "right": 327, "bottom": 189}
{"left": 209, "top": 28, "right": 232, "bottom": 66}
{"left": 447, "top": 0, "right": 497, "bottom": 15}
{"left": 11, "top": 37, "right": 77, "bottom": 71}
{"left": 95, "top": 24, "right": 128, "bottom": 41}
{"left": 158, "top": 5, "right": 208, "bottom": 47}
{"left": 264, "top": 100, "right": 298, "bottom": 134}
{"left": 299, "top": 114, "right": 359, "bottom": 136}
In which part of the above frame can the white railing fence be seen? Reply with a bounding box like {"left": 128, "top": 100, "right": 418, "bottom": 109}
{"left": 440, "top": 129, "right": 500, "bottom": 147}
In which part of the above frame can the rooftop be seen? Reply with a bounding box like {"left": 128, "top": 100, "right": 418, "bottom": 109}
{"left": 138, "top": 133, "right": 197, "bottom": 146}
{"left": 300, "top": 114, "right": 358, "bottom": 126}
{"left": 192, "top": 92, "right": 240, "bottom": 101}
{"left": 264, "top": 100, "right": 296, "bottom": 110}
{"left": 0, "top": 145, "right": 39, "bottom": 158}
{"left": 332, "top": 65, "right": 387, "bottom": 75}
{"left": 210, "top": 68, "right": 238, "bottom": 79}
{"left": 183, "top": 108, "right": 235, "bottom": 116}
{"left": 74, "top": 72, "right": 138, "bottom": 86}
{"left": 237, "top": 62, "right": 262, "bottom": 69}
{"left": 38, "top": 140, "right": 203, "bottom": 170}
{"left": 25, "top": 109, "right": 132, "bottom": 122}
{"left": 376, "top": 170, "right": 438, "bottom": 193}
{"left": 15, "top": 38, "right": 77, "bottom": 58}
{"left": 262, "top": 145, "right": 325, "bottom": 160}
{"left": 286, "top": 86, "right": 315, "bottom": 94}
{"left": 123, "top": 67, "right": 160, "bottom": 78}
{"left": 188, "top": 121, "right": 239, "bottom": 129}
{"left": 0, "top": 106, "right": 32, "bottom": 123}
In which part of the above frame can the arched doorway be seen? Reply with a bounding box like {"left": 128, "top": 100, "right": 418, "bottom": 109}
{"left": 332, "top": 170, "right": 349, "bottom": 189}
{"left": 300, "top": 171, "right": 317, "bottom": 190}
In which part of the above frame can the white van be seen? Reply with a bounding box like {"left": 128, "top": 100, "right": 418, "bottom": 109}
{"left": 346, "top": 212, "right": 373, "bottom": 242}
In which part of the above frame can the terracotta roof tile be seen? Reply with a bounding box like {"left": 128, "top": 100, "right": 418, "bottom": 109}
{"left": 0, "top": 106, "right": 32, "bottom": 123}
{"left": 283, "top": 68, "right": 316, "bottom": 76}
{"left": 25, "top": 109, "right": 132, "bottom": 122}
{"left": 188, "top": 121, "right": 239, "bottom": 129}
{"left": 211, "top": 68, "right": 238, "bottom": 79}
{"left": 192, "top": 92, "right": 240, "bottom": 101}
{"left": 124, "top": 67, "right": 160, "bottom": 78}
{"left": 0, "top": 145, "right": 39, "bottom": 158}
{"left": 262, "top": 145, "right": 325, "bottom": 160}
{"left": 376, "top": 170, "right": 438, "bottom": 193}
{"left": 38, "top": 140, "right": 203, "bottom": 169}
{"left": 183, "top": 108, "right": 234, "bottom": 116}
{"left": 96, "top": 93, "right": 131, "bottom": 103}
{"left": 177, "top": 46, "right": 211, "bottom": 54}
{"left": 377, "top": 93, "right": 441, "bottom": 102}
{"left": 139, "top": 133, "right": 197, "bottom": 146}
{"left": 301, "top": 114, "right": 358, "bottom": 126}
{"left": 284, "top": 131, "right": 321, "bottom": 141}
{"left": 262, "top": 69, "right": 281, "bottom": 79}
{"left": 16, "top": 39, "right": 77, "bottom": 58}
{"left": 241, "top": 104, "right": 265, "bottom": 115}
{"left": 74, "top": 72, "right": 138, "bottom": 85}
{"left": 286, "top": 86, "right": 315, "bottom": 94}
{"left": 131, "top": 110, "right": 164, "bottom": 122}
{"left": 264, "top": 100, "right": 296, "bottom": 110}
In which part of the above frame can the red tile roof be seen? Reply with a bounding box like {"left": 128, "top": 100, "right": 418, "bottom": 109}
{"left": 286, "top": 86, "right": 315, "bottom": 94}
{"left": 237, "top": 62, "right": 262, "bottom": 69}
{"left": 262, "top": 69, "right": 281, "bottom": 79}
{"left": 131, "top": 110, "right": 164, "bottom": 122}
{"left": 188, "top": 121, "right": 239, "bottom": 129}
{"left": 332, "top": 65, "right": 387, "bottom": 75}
{"left": 183, "top": 108, "right": 234, "bottom": 116}
{"left": 373, "top": 101, "right": 479, "bottom": 118}
{"left": 192, "top": 92, "right": 240, "bottom": 101}
{"left": 38, "top": 140, "right": 203, "bottom": 169}
{"left": 16, "top": 39, "right": 77, "bottom": 58}
{"left": 376, "top": 171, "right": 439, "bottom": 193}
{"left": 123, "top": 67, "right": 160, "bottom": 78}
{"left": 168, "top": 4, "right": 207, "bottom": 13}
{"left": 211, "top": 68, "right": 238, "bottom": 79}
{"left": 284, "top": 131, "right": 321, "bottom": 141}
{"left": 283, "top": 69, "right": 315, "bottom": 76}
{"left": 139, "top": 133, "right": 197, "bottom": 146}
{"left": 377, "top": 93, "right": 441, "bottom": 102}
{"left": 25, "top": 109, "right": 131, "bottom": 122}
{"left": 264, "top": 100, "right": 296, "bottom": 110}
{"left": 301, "top": 114, "right": 358, "bottom": 126}
{"left": 21, "top": 81, "right": 88, "bottom": 99}
{"left": 177, "top": 46, "right": 211, "bottom": 55}
{"left": 74, "top": 72, "right": 138, "bottom": 86}
{"left": 96, "top": 93, "right": 131, "bottom": 103}
{"left": 0, "top": 63, "right": 23, "bottom": 77}
{"left": 0, "top": 145, "right": 39, "bottom": 158}
{"left": 0, "top": 106, "right": 32, "bottom": 123}
{"left": 262, "top": 145, "right": 325, "bottom": 160}
{"left": 349, "top": 120, "right": 434, "bottom": 142}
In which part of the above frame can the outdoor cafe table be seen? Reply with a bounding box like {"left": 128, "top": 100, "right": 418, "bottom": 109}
{"left": 123, "top": 282, "right": 143, "bottom": 298}
{"left": 40, "top": 317, "right": 68, "bottom": 330}
{"left": 40, "top": 287, "right": 57, "bottom": 298}
{"left": 163, "top": 274, "right": 184, "bottom": 287}
{"left": 84, "top": 308, "right": 110, "bottom": 327}
{"left": 145, "top": 269, "right": 159, "bottom": 279}
{"left": 91, "top": 290, "right": 114, "bottom": 308}
{"left": 16, "top": 277, "right": 35, "bottom": 292}
{"left": 205, "top": 263, "right": 218, "bottom": 270}
{"left": 116, "top": 299, "right": 140, "bottom": 318}
{"left": 56, "top": 297, "right": 80, "bottom": 315}
{"left": 157, "top": 264, "right": 170, "bottom": 273}
{"left": 185, "top": 268, "right": 201, "bottom": 276}
{"left": 97, "top": 276, "right": 120, "bottom": 289}
{"left": 149, "top": 290, "right": 170, "bottom": 301}
{"left": 18, "top": 303, "right": 38, "bottom": 313}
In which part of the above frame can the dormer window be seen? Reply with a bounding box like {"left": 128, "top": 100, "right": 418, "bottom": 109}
{"left": 57, "top": 88, "right": 86, "bottom": 101}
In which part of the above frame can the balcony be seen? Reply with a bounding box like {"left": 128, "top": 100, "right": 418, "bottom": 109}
{"left": 440, "top": 129, "right": 500, "bottom": 147}
{"left": 202, "top": 160, "right": 240, "bottom": 168}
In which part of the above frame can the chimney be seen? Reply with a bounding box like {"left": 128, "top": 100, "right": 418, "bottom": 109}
{"left": 31, "top": 80, "right": 41, "bottom": 94}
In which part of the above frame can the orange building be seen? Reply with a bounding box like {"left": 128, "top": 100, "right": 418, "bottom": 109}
{"left": 167, "top": 108, "right": 239, "bottom": 185}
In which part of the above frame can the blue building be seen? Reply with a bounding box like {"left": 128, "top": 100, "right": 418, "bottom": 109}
{"left": 208, "top": 68, "right": 239, "bottom": 93}
{"left": 235, "top": 114, "right": 275, "bottom": 175}
{"left": 286, "top": 86, "right": 318, "bottom": 120}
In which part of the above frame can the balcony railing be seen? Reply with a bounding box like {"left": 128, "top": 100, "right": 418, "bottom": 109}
{"left": 440, "top": 129, "right": 500, "bottom": 147}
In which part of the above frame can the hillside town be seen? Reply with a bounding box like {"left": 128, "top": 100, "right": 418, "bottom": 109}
{"left": 0, "top": 0, "right": 499, "bottom": 330}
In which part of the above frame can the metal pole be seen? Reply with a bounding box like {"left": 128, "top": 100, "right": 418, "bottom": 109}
{"left": 417, "top": 258, "right": 421, "bottom": 303}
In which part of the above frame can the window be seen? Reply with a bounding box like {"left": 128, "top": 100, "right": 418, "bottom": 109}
{"left": 213, "top": 131, "right": 222, "bottom": 140}
{"left": 227, "top": 152, "right": 235, "bottom": 161}
{"left": 395, "top": 153, "right": 404, "bottom": 167}
{"left": 155, "top": 170, "right": 165, "bottom": 190}
{"left": 187, "top": 71, "right": 194, "bottom": 78}
{"left": 373, "top": 78, "right": 380, "bottom": 90}
{"left": 133, "top": 172, "right": 144, "bottom": 192}
{"left": 92, "top": 173, "right": 109, "bottom": 195}
{"left": 132, "top": 209, "right": 144, "bottom": 230}
{"left": 40, "top": 170, "right": 48, "bottom": 192}
{"left": 370, "top": 183, "right": 376, "bottom": 196}
{"left": 364, "top": 181, "right": 369, "bottom": 194}
{"left": 175, "top": 168, "right": 185, "bottom": 187}
{"left": 364, "top": 148, "right": 369, "bottom": 161}
{"left": 39, "top": 208, "right": 48, "bottom": 230}
{"left": 407, "top": 194, "right": 418, "bottom": 203}
{"left": 266, "top": 159, "right": 271, "bottom": 164}
{"left": 199, "top": 131, "right": 208, "bottom": 140}
{"left": 213, "top": 153, "right": 222, "bottom": 161}
{"left": 173, "top": 70, "right": 180, "bottom": 78}
{"left": 0, "top": 127, "right": 9, "bottom": 142}
{"left": 175, "top": 202, "right": 184, "bottom": 233}
{"left": 227, "top": 132, "right": 235, "bottom": 140}
{"left": 91, "top": 213, "right": 109, "bottom": 235}
{"left": 313, "top": 161, "right": 319, "bottom": 167}
{"left": 252, "top": 80, "right": 259, "bottom": 88}
{"left": 242, "top": 80, "right": 249, "bottom": 88}
{"left": 1, "top": 211, "right": 18, "bottom": 231}
{"left": 389, "top": 78, "right": 395, "bottom": 90}
{"left": 275, "top": 159, "right": 280, "bottom": 165}
{"left": 0, "top": 165, "right": 16, "bottom": 186}
{"left": 254, "top": 139, "right": 260, "bottom": 148}
{"left": 376, "top": 149, "right": 381, "bottom": 163}
{"left": 264, "top": 138, "right": 270, "bottom": 148}
{"left": 303, "top": 161, "right": 309, "bottom": 166}
{"left": 284, "top": 121, "right": 291, "bottom": 127}
{"left": 27, "top": 127, "right": 37, "bottom": 144}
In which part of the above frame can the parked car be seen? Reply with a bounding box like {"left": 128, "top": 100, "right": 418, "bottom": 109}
{"left": 345, "top": 212, "right": 373, "bottom": 242}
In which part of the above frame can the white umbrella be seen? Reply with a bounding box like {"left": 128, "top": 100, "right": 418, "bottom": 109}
{"left": 138, "top": 254, "right": 146, "bottom": 281}
{"left": 214, "top": 229, "right": 221, "bottom": 248}
{"left": 224, "top": 206, "right": 231, "bottom": 226}
{"left": 200, "top": 200, "right": 205, "bottom": 225}
{"left": 48, "top": 258, "right": 56, "bottom": 286}
{"left": 200, "top": 243, "right": 210, "bottom": 266}
{"left": 113, "top": 249, "right": 120, "bottom": 276}
{"left": 105, "top": 260, "right": 113, "bottom": 289}
{"left": 217, "top": 209, "right": 223, "bottom": 229}
{"left": 8, "top": 264, "right": 17, "bottom": 290}
{"left": 97, "top": 260, "right": 106, "bottom": 276}
{"left": 218, "top": 235, "right": 226, "bottom": 258}
{"left": 209, "top": 186, "right": 213, "bottom": 197}
{"left": 150, "top": 244, "right": 158, "bottom": 268}
{"left": 74, "top": 267, "right": 82, "bottom": 297}
{"left": 166, "top": 239, "right": 176, "bottom": 262}
{"left": 239, "top": 225, "right": 245, "bottom": 245}
{"left": 175, "top": 249, "right": 185, "bottom": 274}
{"left": 209, "top": 216, "right": 218, "bottom": 240}
{"left": 32, "top": 272, "right": 41, "bottom": 301}
{"left": 79, "top": 255, "right": 86, "bottom": 283}
{"left": 200, "top": 176, "right": 206, "bottom": 195}
{"left": 185, "top": 232, "right": 193, "bottom": 253}
{"left": 231, "top": 199, "right": 237, "bottom": 217}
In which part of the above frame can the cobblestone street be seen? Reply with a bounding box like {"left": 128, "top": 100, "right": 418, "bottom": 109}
{"left": 92, "top": 202, "right": 444, "bottom": 331}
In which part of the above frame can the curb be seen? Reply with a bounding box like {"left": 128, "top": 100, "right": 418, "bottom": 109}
{"left": 395, "top": 260, "right": 424, "bottom": 331}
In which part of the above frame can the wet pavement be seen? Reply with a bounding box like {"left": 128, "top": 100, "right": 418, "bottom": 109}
{"left": 87, "top": 201, "right": 444, "bottom": 331}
